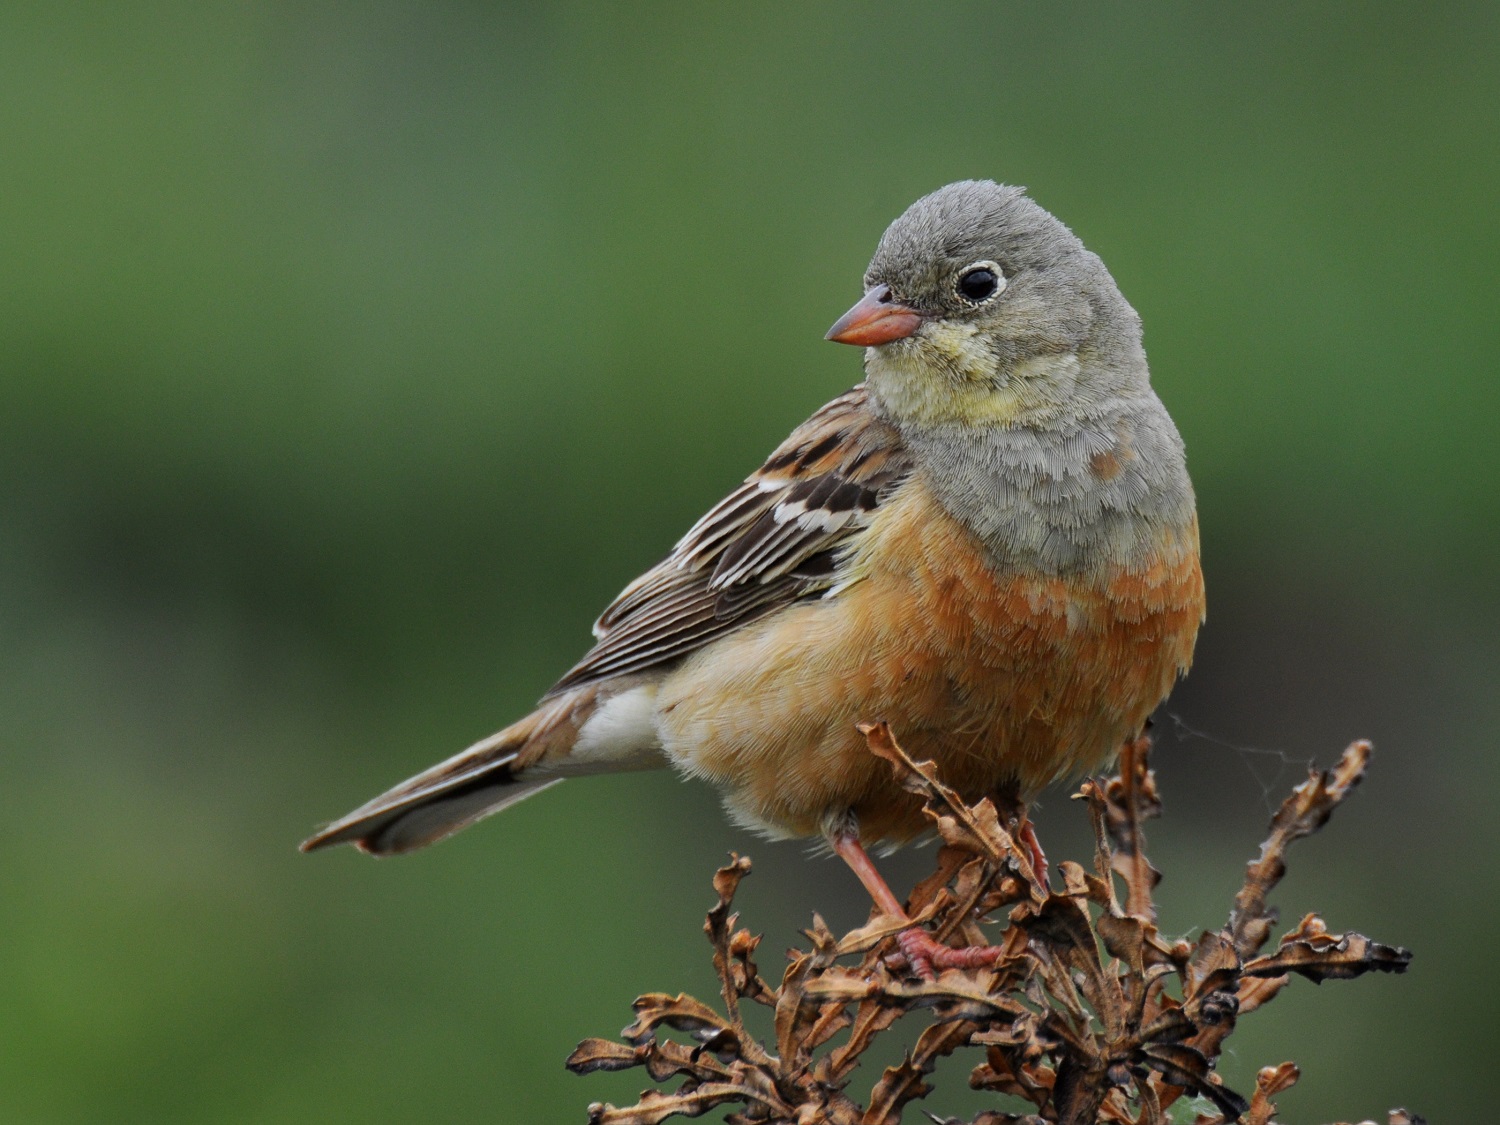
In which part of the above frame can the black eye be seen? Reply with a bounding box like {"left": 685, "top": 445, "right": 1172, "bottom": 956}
{"left": 957, "top": 266, "right": 1000, "bottom": 302}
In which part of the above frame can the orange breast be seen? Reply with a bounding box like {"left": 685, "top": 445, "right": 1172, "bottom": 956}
{"left": 655, "top": 478, "right": 1204, "bottom": 842}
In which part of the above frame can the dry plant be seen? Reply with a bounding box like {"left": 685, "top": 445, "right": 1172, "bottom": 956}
{"left": 568, "top": 724, "right": 1415, "bottom": 1125}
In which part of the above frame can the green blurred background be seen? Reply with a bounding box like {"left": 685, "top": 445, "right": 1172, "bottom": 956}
{"left": 2, "top": 2, "right": 1496, "bottom": 1121}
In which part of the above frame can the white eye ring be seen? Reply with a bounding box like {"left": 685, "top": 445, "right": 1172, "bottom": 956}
{"left": 955, "top": 260, "right": 1006, "bottom": 303}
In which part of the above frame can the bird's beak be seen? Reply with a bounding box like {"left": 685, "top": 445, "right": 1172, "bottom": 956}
{"left": 825, "top": 284, "right": 923, "bottom": 346}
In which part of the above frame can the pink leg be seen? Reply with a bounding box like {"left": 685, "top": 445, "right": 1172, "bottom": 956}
{"left": 1016, "top": 816, "right": 1049, "bottom": 888}
{"left": 829, "top": 830, "right": 1006, "bottom": 980}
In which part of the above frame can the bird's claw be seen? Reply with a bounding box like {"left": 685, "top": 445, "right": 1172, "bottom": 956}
{"left": 888, "top": 926, "right": 1005, "bottom": 980}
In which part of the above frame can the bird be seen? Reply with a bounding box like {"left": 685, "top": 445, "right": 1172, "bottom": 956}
{"left": 302, "top": 180, "right": 1204, "bottom": 976}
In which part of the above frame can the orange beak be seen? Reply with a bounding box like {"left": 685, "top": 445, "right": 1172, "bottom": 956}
{"left": 825, "top": 284, "right": 923, "bottom": 346}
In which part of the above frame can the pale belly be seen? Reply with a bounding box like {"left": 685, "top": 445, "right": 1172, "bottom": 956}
{"left": 653, "top": 482, "right": 1203, "bottom": 842}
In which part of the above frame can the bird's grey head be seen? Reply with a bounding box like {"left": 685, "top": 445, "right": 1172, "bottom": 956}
{"left": 827, "top": 181, "right": 1148, "bottom": 428}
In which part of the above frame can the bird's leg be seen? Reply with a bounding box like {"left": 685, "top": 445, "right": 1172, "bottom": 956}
{"left": 828, "top": 829, "right": 1005, "bottom": 980}
{"left": 993, "top": 792, "right": 1049, "bottom": 889}
{"left": 1015, "top": 816, "right": 1049, "bottom": 889}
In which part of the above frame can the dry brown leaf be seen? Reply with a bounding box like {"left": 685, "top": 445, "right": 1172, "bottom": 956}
{"left": 585, "top": 1081, "right": 773, "bottom": 1125}
{"left": 1243, "top": 1061, "right": 1301, "bottom": 1125}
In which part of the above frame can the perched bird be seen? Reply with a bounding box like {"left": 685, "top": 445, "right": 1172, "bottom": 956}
{"left": 303, "top": 181, "right": 1204, "bottom": 974}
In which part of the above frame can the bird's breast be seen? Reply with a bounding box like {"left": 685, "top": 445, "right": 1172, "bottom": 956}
{"left": 654, "top": 473, "right": 1203, "bottom": 843}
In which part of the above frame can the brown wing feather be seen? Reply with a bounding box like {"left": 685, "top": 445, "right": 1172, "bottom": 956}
{"left": 546, "top": 386, "right": 911, "bottom": 696}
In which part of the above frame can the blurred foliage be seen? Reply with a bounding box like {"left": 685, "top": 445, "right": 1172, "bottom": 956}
{"left": 0, "top": 2, "right": 1494, "bottom": 1122}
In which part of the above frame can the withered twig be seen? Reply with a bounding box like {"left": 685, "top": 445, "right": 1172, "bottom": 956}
{"left": 1102, "top": 737, "right": 1162, "bottom": 921}
{"left": 567, "top": 731, "right": 1413, "bottom": 1125}
{"left": 1229, "top": 740, "right": 1371, "bottom": 959}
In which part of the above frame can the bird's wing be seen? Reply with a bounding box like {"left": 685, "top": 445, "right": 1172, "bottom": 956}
{"left": 546, "top": 385, "right": 912, "bottom": 695}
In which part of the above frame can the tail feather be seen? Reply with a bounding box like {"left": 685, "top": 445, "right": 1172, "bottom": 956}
{"left": 346, "top": 774, "right": 563, "bottom": 856}
{"left": 301, "top": 699, "right": 576, "bottom": 856}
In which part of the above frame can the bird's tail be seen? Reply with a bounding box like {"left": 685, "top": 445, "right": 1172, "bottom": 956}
{"left": 301, "top": 686, "right": 628, "bottom": 856}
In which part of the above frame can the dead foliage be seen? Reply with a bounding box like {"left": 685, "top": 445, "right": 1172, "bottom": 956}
{"left": 567, "top": 726, "right": 1413, "bottom": 1124}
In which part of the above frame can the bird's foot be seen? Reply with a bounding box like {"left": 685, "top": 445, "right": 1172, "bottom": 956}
{"left": 1015, "top": 816, "right": 1049, "bottom": 889}
{"left": 889, "top": 926, "right": 1005, "bottom": 981}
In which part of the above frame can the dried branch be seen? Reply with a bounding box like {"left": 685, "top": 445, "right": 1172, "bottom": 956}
{"left": 567, "top": 730, "right": 1413, "bottom": 1124}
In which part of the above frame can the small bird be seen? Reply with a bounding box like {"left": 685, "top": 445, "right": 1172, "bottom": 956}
{"left": 303, "top": 181, "right": 1204, "bottom": 974}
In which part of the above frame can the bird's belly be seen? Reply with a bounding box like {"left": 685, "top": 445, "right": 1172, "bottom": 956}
{"left": 654, "top": 482, "right": 1203, "bottom": 842}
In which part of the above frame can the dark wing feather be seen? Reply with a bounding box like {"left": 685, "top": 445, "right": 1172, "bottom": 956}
{"left": 546, "top": 386, "right": 911, "bottom": 695}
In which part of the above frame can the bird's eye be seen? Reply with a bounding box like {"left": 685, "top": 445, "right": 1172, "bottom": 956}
{"left": 956, "top": 262, "right": 1004, "bottom": 303}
